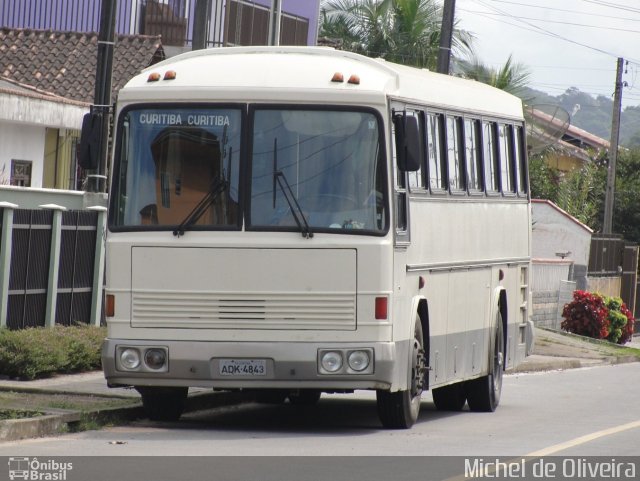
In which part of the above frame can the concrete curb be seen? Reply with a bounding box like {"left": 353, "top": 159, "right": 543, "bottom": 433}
{"left": 0, "top": 389, "right": 252, "bottom": 442}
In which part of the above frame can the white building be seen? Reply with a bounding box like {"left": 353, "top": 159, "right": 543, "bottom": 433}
{"left": 0, "top": 79, "right": 88, "bottom": 189}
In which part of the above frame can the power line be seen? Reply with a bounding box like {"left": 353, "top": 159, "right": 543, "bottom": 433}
{"left": 471, "top": 0, "right": 640, "bottom": 64}
{"left": 578, "top": 0, "right": 640, "bottom": 15}
{"left": 460, "top": 9, "right": 640, "bottom": 34}
{"left": 475, "top": 0, "right": 640, "bottom": 22}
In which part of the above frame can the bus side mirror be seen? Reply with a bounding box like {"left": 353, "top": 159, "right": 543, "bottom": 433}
{"left": 78, "top": 112, "right": 102, "bottom": 170}
{"left": 394, "top": 113, "right": 423, "bottom": 172}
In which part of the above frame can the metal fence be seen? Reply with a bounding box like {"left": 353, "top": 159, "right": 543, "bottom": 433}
{"left": 0, "top": 201, "right": 106, "bottom": 330}
{"left": 1, "top": 0, "right": 309, "bottom": 48}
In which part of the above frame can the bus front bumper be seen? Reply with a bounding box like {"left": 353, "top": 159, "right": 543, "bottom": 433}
{"left": 102, "top": 338, "right": 409, "bottom": 391}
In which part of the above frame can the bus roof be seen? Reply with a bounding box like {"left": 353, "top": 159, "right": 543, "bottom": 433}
{"left": 120, "top": 46, "right": 524, "bottom": 120}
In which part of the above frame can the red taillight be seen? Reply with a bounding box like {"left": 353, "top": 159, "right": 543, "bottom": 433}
{"left": 375, "top": 297, "right": 388, "bottom": 320}
{"left": 105, "top": 294, "right": 115, "bottom": 317}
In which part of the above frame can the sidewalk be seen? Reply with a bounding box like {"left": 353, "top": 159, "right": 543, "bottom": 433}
{"left": 1, "top": 328, "right": 638, "bottom": 441}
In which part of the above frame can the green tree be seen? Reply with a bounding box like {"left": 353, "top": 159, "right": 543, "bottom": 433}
{"left": 456, "top": 54, "right": 531, "bottom": 97}
{"left": 528, "top": 154, "right": 559, "bottom": 203}
{"left": 319, "top": 0, "right": 473, "bottom": 69}
{"left": 555, "top": 160, "right": 605, "bottom": 229}
{"left": 612, "top": 148, "right": 640, "bottom": 243}
{"left": 529, "top": 151, "right": 605, "bottom": 231}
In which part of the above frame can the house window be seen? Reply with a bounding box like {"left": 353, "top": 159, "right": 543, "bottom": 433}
{"left": 10, "top": 160, "right": 32, "bottom": 187}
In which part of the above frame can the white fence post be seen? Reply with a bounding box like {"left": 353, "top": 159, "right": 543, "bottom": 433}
{"left": 0, "top": 202, "right": 18, "bottom": 328}
{"left": 88, "top": 206, "right": 107, "bottom": 326}
{"left": 41, "top": 204, "right": 68, "bottom": 328}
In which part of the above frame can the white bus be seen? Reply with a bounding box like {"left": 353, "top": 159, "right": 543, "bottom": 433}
{"left": 96, "top": 46, "right": 532, "bottom": 429}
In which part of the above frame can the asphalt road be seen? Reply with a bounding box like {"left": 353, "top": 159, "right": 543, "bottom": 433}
{"left": 1, "top": 363, "right": 638, "bottom": 459}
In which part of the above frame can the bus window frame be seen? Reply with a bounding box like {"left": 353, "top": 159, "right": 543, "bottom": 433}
{"left": 514, "top": 124, "right": 529, "bottom": 198}
{"left": 463, "top": 116, "right": 485, "bottom": 197}
{"left": 245, "top": 104, "right": 390, "bottom": 238}
{"left": 446, "top": 114, "right": 467, "bottom": 196}
{"left": 107, "top": 102, "right": 246, "bottom": 233}
{"left": 498, "top": 123, "right": 518, "bottom": 197}
{"left": 482, "top": 120, "right": 501, "bottom": 197}
{"left": 425, "top": 110, "right": 448, "bottom": 196}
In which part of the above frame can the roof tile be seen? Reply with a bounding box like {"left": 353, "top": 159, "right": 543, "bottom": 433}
{"left": 0, "top": 27, "right": 165, "bottom": 104}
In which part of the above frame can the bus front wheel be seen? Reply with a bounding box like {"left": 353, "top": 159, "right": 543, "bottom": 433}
{"left": 376, "top": 318, "right": 426, "bottom": 429}
{"left": 136, "top": 386, "right": 188, "bottom": 422}
{"left": 465, "top": 312, "right": 504, "bottom": 412}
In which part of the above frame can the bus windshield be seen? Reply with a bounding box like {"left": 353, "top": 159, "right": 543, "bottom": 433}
{"left": 111, "top": 107, "right": 242, "bottom": 229}
{"left": 249, "top": 109, "right": 387, "bottom": 234}
{"left": 110, "top": 106, "right": 387, "bottom": 235}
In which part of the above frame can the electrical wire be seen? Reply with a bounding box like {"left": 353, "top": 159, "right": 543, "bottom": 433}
{"left": 480, "top": 0, "right": 640, "bottom": 22}
{"left": 471, "top": 0, "right": 640, "bottom": 64}
{"left": 460, "top": 9, "right": 640, "bottom": 34}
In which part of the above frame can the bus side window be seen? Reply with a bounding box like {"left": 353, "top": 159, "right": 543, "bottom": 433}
{"left": 464, "top": 118, "right": 483, "bottom": 193}
{"left": 427, "top": 113, "right": 446, "bottom": 192}
{"left": 408, "top": 112, "right": 427, "bottom": 191}
{"left": 514, "top": 125, "right": 528, "bottom": 195}
{"left": 498, "top": 123, "right": 516, "bottom": 194}
{"left": 483, "top": 121, "right": 499, "bottom": 194}
{"left": 392, "top": 114, "right": 408, "bottom": 235}
{"left": 446, "top": 115, "right": 465, "bottom": 193}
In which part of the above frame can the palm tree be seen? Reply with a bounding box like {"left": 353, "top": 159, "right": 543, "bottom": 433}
{"left": 319, "top": 0, "right": 473, "bottom": 70}
{"left": 456, "top": 54, "right": 531, "bottom": 96}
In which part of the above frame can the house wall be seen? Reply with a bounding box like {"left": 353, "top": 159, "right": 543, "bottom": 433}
{"left": 0, "top": 120, "right": 45, "bottom": 188}
{"left": 532, "top": 201, "right": 591, "bottom": 266}
{"left": 2, "top": 0, "right": 320, "bottom": 46}
{"left": 531, "top": 200, "right": 593, "bottom": 327}
{"left": 254, "top": 0, "right": 320, "bottom": 45}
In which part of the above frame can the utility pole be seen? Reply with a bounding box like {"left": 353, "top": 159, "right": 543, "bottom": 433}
{"left": 437, "top": 0, "right": 456, "bottom": 74}
{"left": 88, "top": 0, "right": 117, "bottom": 193}
{"left": 268, "top": 0, "right": 282, "bottom": 46}
{"left": 603, "top": 57, "right": 625, "bottom": 234}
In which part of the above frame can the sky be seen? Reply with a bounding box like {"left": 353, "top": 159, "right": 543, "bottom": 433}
{"left": 455, "top": 0, "right": 640, "bottom": 108}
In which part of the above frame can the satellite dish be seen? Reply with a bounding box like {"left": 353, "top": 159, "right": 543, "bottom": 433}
{"left": 524, "top": 104, "right": 570, "bottom": 154}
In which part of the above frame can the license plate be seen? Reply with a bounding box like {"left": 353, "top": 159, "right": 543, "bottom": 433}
{"left": 219, "top": 359, "right": 267, "bottom": 376}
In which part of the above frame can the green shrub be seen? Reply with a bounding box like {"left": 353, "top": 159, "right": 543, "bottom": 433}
{"left": 0, "top": 326, "right": 106, "bottom": 380}
{"left": 604, "top": 296, "right": 635, "bottom": 344}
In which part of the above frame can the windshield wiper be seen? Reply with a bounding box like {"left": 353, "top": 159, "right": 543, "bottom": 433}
{"left": 272, "top": 138, "right": 313, "bottom": 239}
{"left": 173, "top": 176, "right": 228, "bottom": 237}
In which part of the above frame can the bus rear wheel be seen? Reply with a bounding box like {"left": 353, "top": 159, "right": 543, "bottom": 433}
{"left": 136, "top": 386, "right": 188, "bottom": 422}
{"left": 465, "top": 312, "right": 504, "bottom": 412}
{"left": 376, "top": 318, "right": 425, "bottom": 429}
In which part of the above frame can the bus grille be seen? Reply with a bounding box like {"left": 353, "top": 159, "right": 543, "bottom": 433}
{"left": 131, "top": 291, "right": 357, "bottom": 330}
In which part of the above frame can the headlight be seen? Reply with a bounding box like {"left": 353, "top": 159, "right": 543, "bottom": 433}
{"left": 348, "top": 350, "right": 370, "bottom": 372}
{"left": 120, "top": 348, "right": 141, "bottom": 370}
{"left": 320, "top": 351, "right": 343, "bottom": 373}
{"left": 144, "top": 348, "right": 167, "bottom": 370}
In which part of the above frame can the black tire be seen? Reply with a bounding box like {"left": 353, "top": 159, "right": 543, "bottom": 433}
{"left": 432, "top": 381, "right": 466, "bottom": 411}
{"left": 136, "top": 386, "right": 188, "bottom": 422}
{"left": 465, "top": 312, "right": 504, "bottom": 412}
{"left": 288, "top": 389, "right": 322, "bottom": 406}
{"left": 377, "top": 318, "right": 426, "bottom": 429}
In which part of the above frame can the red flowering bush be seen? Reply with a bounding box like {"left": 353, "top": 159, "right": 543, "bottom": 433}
{"left": 561, "top": 290, "right": 609, "bottom": 339}
{"left": 561, "top": 291, "right": 635, "bottom": 344}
